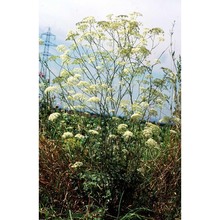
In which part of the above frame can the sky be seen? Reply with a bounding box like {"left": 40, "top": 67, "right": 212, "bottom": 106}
{"left": 39, "top": 0, "right": 181, "bottom": 57}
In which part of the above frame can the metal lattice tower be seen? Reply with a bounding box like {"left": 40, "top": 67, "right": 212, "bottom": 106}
{"left": 39, "top": 27, "right": 56, "bottom": 84}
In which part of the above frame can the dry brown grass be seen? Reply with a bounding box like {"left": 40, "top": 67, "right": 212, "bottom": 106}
{"left": 39, "top": 137, "right": 87, "bottom": 218}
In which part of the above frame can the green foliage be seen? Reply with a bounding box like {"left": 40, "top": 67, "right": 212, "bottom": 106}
{"left": 39, "top": 110, "right": 181, "bottom": 219}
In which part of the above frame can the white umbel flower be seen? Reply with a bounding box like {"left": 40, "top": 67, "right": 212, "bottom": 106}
{"left": 88, "top": 130, "right": 99, "bottom": 135}
{"left": 146, "top": 138, "right": 158, "bottom": 148}
{"left": 117, "top": 124, "right": 128, "bottom": 133}
{"left": 71, "top": 93, "right": 86, "bottom": 101}
{"left": 77, "top": 81, "right": 90, "bottom": 87}
{"left": 145, "top": 123, "right": 161, "bottom": 136}
{"left": 71, "top": 161, "right": 83, "bottom": 169}
{"left": 88, "top": 97, "right": 100, "bottom": 103}
{"left": 56, "top": 44, "right": 67, "bottom": 53}
{"left": 62, "top": 132, "right": 73, "bottom": 139}
{"left": 108, "top": 134, "right": 117, "bottom": 140}
{"left": 48, "top": 113, "right": 60, "bottom": 121}
{"left": 131, "top": 113, "right": 142, "bottom": 121}
{"left": 75, "top": 133, "right": 85, "bottom": 139}
{"left": 60, "top": 69, "right": 69, "bottom": 78}
{"left": 143, "top": 128, "right": 153, "bottom": 139}
{"left": 122, "top": 130, "right": 133, "bottom": 141}
{"left": 44, "top": 86, "right": 57, "bottom": 94}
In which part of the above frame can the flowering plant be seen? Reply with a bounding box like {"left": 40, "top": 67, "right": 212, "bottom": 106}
{"left": 48, "top": 12, "right": 171, "bottom": 120}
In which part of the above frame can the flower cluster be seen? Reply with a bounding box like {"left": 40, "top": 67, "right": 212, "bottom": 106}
{"left": 60, "top": 50, "right": 71, "bottom": 64}
{"left": 145, "top": 123, "right": 161, "bottom": 136}
{"left": 159, "top": 116, "right": 171, "bottom": 124}
{"left": 131, "top": 103, "right": 143, "bottom": 114}
{"left": 75, "top": 133, "right": 85, "bottom": 140}
{"left": 48, "top": 113, "right": 60, "bottom": 121}
{"left": 44, "top": 86, "right": 58, "bottom": 94}
{"left": 71, "top": 161, "right": 83, "bottom": 169}
{"left": 77, "top": 81, "right": 90, "bottom": 87}
{"left": 143, "top": 127, "right": 153, "bottom": 139}
{"left": 60, "top": 69, "right": 69, "bottom": 78}
{"left": 88, "top": 97, "right": 100, "bottom": 103}
{"left": 130, "top": 113, "right": 142, "bottom": 121}
{"left": 56, "top": 44, "right": 67, "bottom": 53}
{"left": 112, "top": 117, "right": 120, "bottom": 122}
{"left": 122, "top": 130, "right": 133, "bottom": 141}
{"left": 62, "top": 132, "right": 73, "bottom": 139}
{"left": 68, "top": 93, "right": 86, "bottom": 101}
{"left": 88, "top": 129, "right": 99, "bottom": 135}
{"left": 67, "top": 75, "right": 81, "bottom": 86}
{"left": 146, "top": 138, "right": 158, "bottom": 148}
{"left": 108, "top": 134, "right": 117, "bottom": 140}
{"left": 117, "top": 124, "right": 128, "bottom": 133}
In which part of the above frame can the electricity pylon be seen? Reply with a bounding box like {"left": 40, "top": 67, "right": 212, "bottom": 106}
{"left": 39, "top": 27, "right": 56, "bottom": 113}
{"left": 39, "top": 27, "right": 56, "bottom": 84}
